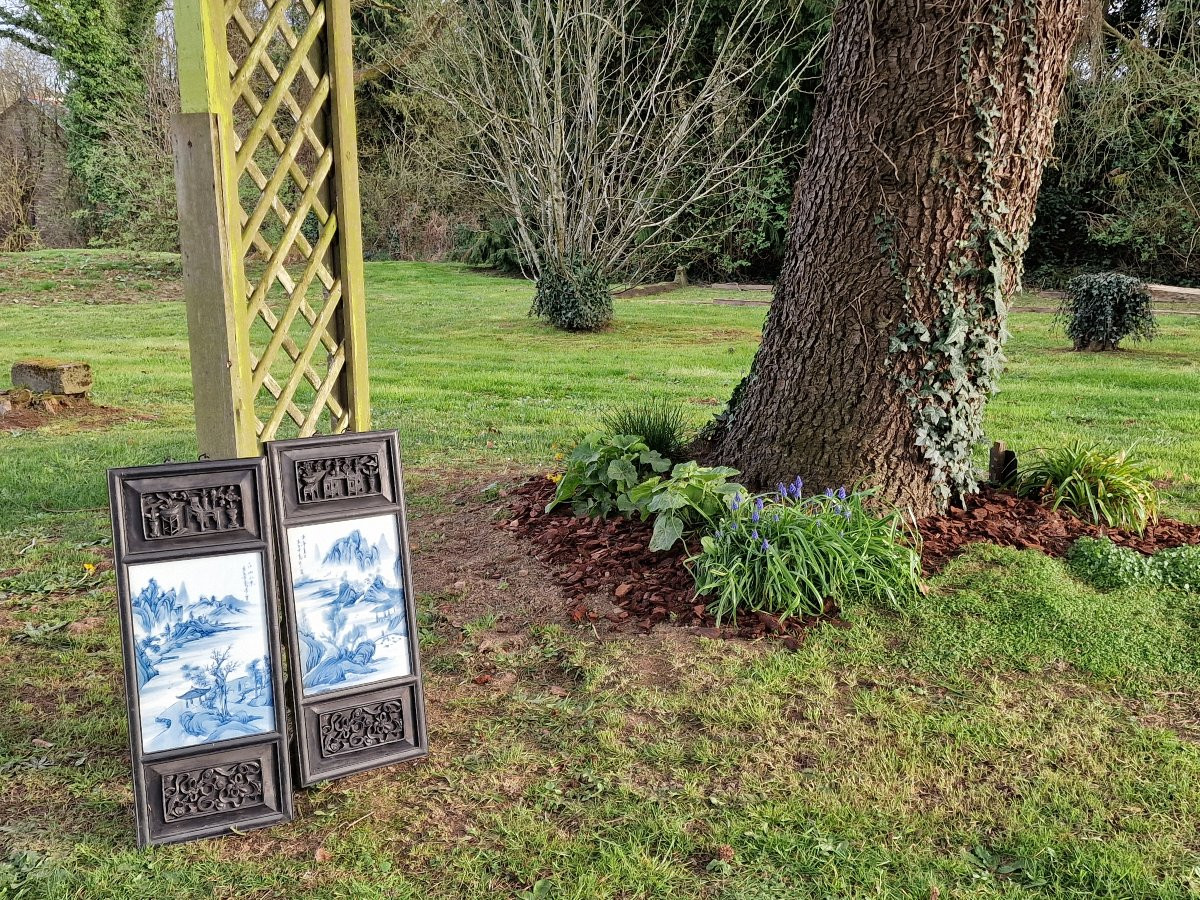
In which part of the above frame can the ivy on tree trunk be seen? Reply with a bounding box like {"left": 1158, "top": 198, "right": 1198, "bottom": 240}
{"left": 703, "top": 0, "right": 1085, "bottom": 517}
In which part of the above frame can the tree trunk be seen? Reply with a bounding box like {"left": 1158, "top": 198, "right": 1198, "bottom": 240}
{"left": 703, "top": 0, "right": 1085, "bottom": 517}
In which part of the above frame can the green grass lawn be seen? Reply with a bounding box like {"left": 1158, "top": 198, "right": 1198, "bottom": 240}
{"left": 2, "top": 250, "right": 1200, "bottom": 898}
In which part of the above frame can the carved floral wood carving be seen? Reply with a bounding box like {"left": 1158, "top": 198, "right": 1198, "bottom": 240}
{"left": 161, "top": 760, "right": 265, "bottom": 822}
{"left": 318, "top": 700, "right": 406, "bottom": 757}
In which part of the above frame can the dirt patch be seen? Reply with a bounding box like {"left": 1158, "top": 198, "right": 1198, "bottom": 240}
{"left": 919, "top": 487, "right": 1200, "bottom": 573}
{"left": 501, "top": 478, "right": 831, "bottom": 642}
{"left": 0, "top": 393, "right": 150, "bottom": 432}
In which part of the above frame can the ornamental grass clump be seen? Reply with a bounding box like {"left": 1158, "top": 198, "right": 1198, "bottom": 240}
{"left": 1016, "top": 443, "right": 1159, "bottom": 533}
{"left": 691, "top": 479, "right": 921, "bottom": 624}
{"left": 601, "top": 398, "right": 692, "bottom": 461}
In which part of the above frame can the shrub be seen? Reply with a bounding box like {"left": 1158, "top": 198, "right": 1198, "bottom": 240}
{"left": 1066, "top": 537, "right": 1156, "bottom": 590}
{"left": 1016, "top": 443, "right": 1159, "bottom": 533}
{"left": 1057, "top": 273, "right": 1157, "bottom": 352}
{"left": 691, "top": 480, "right": 921, "bottom": 624}
{"left": 546, "top": 434, "right": 669, "bottom": 518}
{"left": 1155, "top": 545, "right": 1200, "bottom": 593}
{"left": 531, "top": 262, "right": 613, "bottom": 331}
{"left": 1067, "top": 538, "right": 1200, "bottom": 594}
{"left": 601, "top": 399, "right": 691, "bottom": 461}
{"left": 626, "top": 461, "right": 746, "bottom": 551}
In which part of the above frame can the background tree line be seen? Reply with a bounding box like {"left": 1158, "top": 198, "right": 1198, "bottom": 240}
{"left": 0, "top": 0, "right": 1196, "bottom": 287}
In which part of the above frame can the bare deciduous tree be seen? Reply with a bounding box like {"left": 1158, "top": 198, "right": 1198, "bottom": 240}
{"left": 418, "top": 0, "right": 822, "bottom": 330}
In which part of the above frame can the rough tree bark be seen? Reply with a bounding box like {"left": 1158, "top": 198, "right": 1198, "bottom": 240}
{"left": 703, "top": 0, "right": 1085, "bottom": 517}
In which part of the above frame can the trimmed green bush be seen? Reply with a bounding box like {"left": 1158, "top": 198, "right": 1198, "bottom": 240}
{"left": 1017, "top": 443, "right": 1159, "bottom": 533}
{"left": 691, "top": 481, "right": 921, "bottom": 624}
{"left": 547, "top": 433, "right": 669, "bottom": 518}
{"left": 531, "top": 262, "right": 613, "bottom": 331}
{"left": 1058, "top": 273, "right": 1157, "bottom": 352}
{"left": 601, "top": 398, "right": 691, "bottom": 462}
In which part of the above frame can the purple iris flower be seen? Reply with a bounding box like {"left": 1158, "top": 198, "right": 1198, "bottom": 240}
{"left": 842, "top": 507, "right": 852, "bottom": 520}
{"left": 755, "top": 497, "right": 764, "bottom": 512}
{"left": 837, "top": 486, "right": 847, "bottom": 501}
{"left": 752, "top": 510, "right": 760, "bottom": 524}
{"left": 773, "top": 514, "right": 780, "bottom": 522}
{"left": 824, "top": 487, "right": 835, "bottom": 498}
{"left": 751, "top": 529, "right": 759, "bottom": 540}
{"left": 793, "top": 476, "right": 804, "bottom": 491}
{"left": 777, "top": 482, "right": 788, "bottom": 498}
{"left": 732, "top": 492, "right": 742, "bottom": 511}
{"left": 762, "top": 539, "right": 770, "bottom": 551}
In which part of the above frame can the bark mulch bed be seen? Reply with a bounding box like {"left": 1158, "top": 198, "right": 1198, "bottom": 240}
{"left": 503, "top": 477, "right": 1200, "bottom": 638}
{"left": 502, "top": 478, "right": 831, "bottom": 642}
{"left": 920, "top": 487, "right": 1200, "bottom": 574}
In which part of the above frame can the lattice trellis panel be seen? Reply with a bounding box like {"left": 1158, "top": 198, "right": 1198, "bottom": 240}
{"left": 175, "top": 0, "right": 369, "bottom": 459}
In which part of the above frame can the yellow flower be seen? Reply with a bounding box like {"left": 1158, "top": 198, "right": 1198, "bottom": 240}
{"left": 83, "top": 563, "right": 96, "bottom": 574}
{"left": 554, "top": 452, "right": 565, "bottom": 462}
{"left": 548, "top": 473, "right": 563, "bottom": 484}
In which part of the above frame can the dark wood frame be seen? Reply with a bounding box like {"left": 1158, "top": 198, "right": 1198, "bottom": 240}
{"left": 266, "top": 431, "right": 427, "bottom": 786}
{"left": 108, "top": 458, "right": 293, "bottom": 847}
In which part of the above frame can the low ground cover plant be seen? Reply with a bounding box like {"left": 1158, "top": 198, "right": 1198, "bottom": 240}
{"left": 691, "top": 479, "right": 922, "bottom": 623}
{"left": 1068, "top": 537, "right": 1200, "bottom": 593}
{"left": 601, "top": 398, "right": 692, "bottom": 461}
{"left": 547, "top": 433, "right": 669, "bottom": 517}
{"left": 626, "top": 461, "right": 746, "bottom": 551}
{"left": 1017, "top": 442, "right": 1159, "bottom": 532}
{"left": 1057, "top": 272, "right": 1157, "bottom": 352}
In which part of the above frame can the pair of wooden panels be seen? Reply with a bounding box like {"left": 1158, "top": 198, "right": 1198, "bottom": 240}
{"left": 108, "top": 431, "right": 426, "bottom": 846}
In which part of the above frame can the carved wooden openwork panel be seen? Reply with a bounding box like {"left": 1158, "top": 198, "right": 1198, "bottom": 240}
{"left": 267, "top": 431, "right": 426, "bottom": 786}
{"left": 109, "top": 458, "right": 293, "bottom": 846}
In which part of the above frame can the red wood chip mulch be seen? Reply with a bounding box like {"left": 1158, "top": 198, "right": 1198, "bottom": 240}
{"left": 919, "top": 487, "right": 1200, "bottom": 574}
{"left": 501, "top": 477, "right": 1200, "bottom": 638}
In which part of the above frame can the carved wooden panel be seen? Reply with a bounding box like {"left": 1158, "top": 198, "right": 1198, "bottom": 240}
{"left": 141, "top": 485, "right": 246, "bottom": 539}
{"left": 162, "top": 760, "right": 265, "bottom": 822}
{"left": 296, "top": 454, "right": 383, "bottom": 504}
{"left": 109, "top": 457, "right": 293, "bottom": 846}
{"left": 267, "top": 431, "right": 427, "bottom": 786}
{"left": 319, "top": 699, "right": 406, "bottom": 757}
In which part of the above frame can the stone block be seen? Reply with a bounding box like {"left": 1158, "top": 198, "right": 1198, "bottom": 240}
{"left": 11, "top": 359, "right": 92, "bottom": 395}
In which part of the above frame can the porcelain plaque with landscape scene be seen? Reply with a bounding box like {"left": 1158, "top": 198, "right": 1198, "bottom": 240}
{"left": 286, "top": 513, "right": 412, "bottom": 696}
{"left": 127, "top": 551, "right": 276, "bottom": 755}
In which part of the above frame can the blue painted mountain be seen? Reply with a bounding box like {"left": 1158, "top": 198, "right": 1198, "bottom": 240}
{"left": 322, "top": 530, "right": 380, "bottom": 571}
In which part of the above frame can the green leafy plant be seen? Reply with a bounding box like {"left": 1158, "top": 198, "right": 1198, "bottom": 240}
{"left": 1016, "top": 443, "right": 1160, "bottom": 532}
{"left": 1067, "top": 537, "right": 1200, "bottom": 594}
{"left": 1066, "top": 537, "right": 1156, "bottom": 590}
{"left": 547, "top": 434, "right": 669, "bottom": 518}
{"left": 1154, "top": 545, "right": 1200, "bottom": 593}
{"left": 626, "top": 461, "right": 746, "bottom": 551}
{"left": 1057, "top": 273, "right": 1157, "bottom": 352}
{"left": 691, "top": 480, "right": 921, "bottom": 624}
{"left": 601, "top": 398, "right": 692, "bottom": 461}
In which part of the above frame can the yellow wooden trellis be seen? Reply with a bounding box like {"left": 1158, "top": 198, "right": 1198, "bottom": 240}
{"left": 174, "top": 0, "right": 370, "bottom": 459}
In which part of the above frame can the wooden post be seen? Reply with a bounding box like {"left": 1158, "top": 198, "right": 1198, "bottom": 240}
{"left": 174, "top": 0, "right": 257, "bottom": 459}
{"left": 324, "top": 0, "right": 371, "bottom": 433}
{"left": 173, "top": 0, "right": 371, "bottom": 457}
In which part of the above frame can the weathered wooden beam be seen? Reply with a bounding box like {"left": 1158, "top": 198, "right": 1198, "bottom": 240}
{"left": 174, "top": 0, "right": 257, "bottom": 459}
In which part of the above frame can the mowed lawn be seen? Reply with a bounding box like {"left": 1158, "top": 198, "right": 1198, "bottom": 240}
{"left": 2, "top": 250, "right": 1200, "bottom": 898}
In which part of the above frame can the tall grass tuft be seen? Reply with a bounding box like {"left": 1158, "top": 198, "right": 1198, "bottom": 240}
{"left": 691, "top": 481, "right": 921, "bottom": 624}
{"left": 1017, "top": 443, "right": 1159, "bottom": 533}
{"left": 601, "top": 398, "right": 692, "bottom": 461}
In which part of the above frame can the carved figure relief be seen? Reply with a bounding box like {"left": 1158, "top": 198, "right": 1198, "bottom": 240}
{"left": 296, "top": 455, "right": 382, "bottom": 504}
{"left": 161, "top": 760, "right": 265, "bottom": 822}
{"left": 142, "top": 485, "right": 245, "bottom": 540}
{"left": 319, "top": 699, "right": 406, "bottom": 757}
